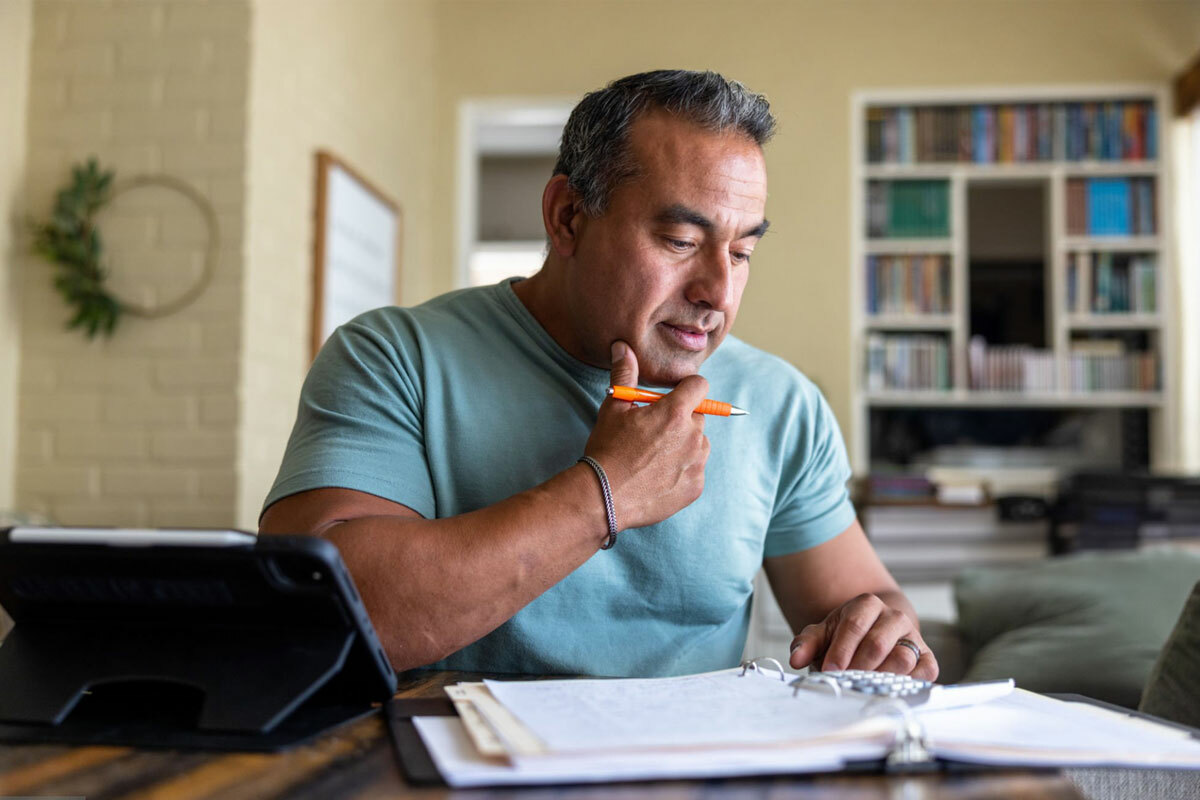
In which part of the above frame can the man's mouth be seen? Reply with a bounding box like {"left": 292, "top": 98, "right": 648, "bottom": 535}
{"left": 659, "top": 322, "right": 711, "bottom": 352}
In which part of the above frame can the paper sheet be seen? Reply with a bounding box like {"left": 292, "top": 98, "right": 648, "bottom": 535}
{"left": 413, "top": 716, "right": 885, "bottom": 788}
{"left": 919, "top": 689, "right": 1200, "bottom": 768}
{"left": 484, "top": 667, "right": 893, "bottom": 754}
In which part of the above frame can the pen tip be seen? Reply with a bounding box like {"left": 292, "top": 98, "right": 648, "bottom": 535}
{"left": 605, "top": 387, "right": 615, "bottom": 397}
{"left": 730, "top": 406, "right": 748, "bottom": 416}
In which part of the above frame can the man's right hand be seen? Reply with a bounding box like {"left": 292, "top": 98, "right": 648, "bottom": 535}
{"left": 581, "top": 340, "right": 711, "bottom": 532}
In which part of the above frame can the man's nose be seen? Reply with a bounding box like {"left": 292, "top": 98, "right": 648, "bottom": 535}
{"left": 685, "top": 247, "right": 735, "bottom": 312}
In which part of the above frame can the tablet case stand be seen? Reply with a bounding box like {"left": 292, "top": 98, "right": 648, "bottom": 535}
{"left": 0, "top": 622, "right": 376, "bottom": 751}
{"left": 0, "top": 622, "right": 378, "bottom": 751}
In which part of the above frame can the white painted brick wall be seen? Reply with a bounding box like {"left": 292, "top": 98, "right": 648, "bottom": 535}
{"left": 0, "top": 0, "right": 32, "bottom": 515}
{"left": 16, "top": 0, "right": 249, "bottom": 528}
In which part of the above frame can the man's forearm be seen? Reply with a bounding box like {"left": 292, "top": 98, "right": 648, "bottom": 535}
{"left": 324, "top": 464, "right": 608, "bottom": 671}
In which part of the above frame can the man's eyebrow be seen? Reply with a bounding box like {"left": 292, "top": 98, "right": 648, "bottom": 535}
{"left": 654, "top": 204, "right": 770, "bottom": 239}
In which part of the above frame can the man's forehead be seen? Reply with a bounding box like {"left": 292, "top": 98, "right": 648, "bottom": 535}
{"left": 629, "top": 109, "right": 764, "bottom": 167}
{"left": 625, "top": 111, "right": 767, "bottom": 218}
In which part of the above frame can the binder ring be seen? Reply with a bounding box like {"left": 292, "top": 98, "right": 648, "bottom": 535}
{"left": 738, "top": 657, "right": 787, "bottom": 681}
{"left": 863, "top": 696, "right": 934, "bottom": 768}
{"left": 792, "top": 673, "right": 842, "bottom": 698}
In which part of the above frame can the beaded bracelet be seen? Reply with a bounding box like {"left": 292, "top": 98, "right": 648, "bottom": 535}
{"left": 578, "top": 455, "right": 618, "bottom": 550}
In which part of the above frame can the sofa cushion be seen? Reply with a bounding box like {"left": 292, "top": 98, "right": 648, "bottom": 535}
{"left": 954, "top": 549, "right": 1200, "bottom": 708}
{"left": 1139, "top": 579, "right": 1200, "bottom": 727}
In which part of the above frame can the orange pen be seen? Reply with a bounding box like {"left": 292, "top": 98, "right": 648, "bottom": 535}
{"left": 607, "top": 385, "right": 748, "bottom": 417}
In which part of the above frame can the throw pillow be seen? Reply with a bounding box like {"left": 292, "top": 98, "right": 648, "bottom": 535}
{"left": 955, "top": 549, "right": 1200, "bottom": 708}
{"left": 1139, "top": 580, "right": 1200, "bottom": 727}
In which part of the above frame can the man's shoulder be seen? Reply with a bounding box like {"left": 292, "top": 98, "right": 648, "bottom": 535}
{"left": 336, "top": 282, "right": 506, "bottom": 343}
{"left": 710, "top": 335, "right": 821, "bottom": 398}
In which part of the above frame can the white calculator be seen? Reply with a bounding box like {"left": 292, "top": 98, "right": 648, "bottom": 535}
{"left": 793, "top": 669, "right": 1014, "bottom": 711}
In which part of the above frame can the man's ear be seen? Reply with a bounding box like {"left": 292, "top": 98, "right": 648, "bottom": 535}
{"left": 542, "top": 174, "right": 584, "bottom": 257}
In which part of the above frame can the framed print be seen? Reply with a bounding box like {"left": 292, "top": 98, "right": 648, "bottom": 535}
{"left": 311, "top": 150, "right": 402, "bottom": 360}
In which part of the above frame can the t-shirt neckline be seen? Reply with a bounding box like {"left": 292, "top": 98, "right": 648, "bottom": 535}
{"left": 493, "top": 277, "right": 612, "bottom": 389}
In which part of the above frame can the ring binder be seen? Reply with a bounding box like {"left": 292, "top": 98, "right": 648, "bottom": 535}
{"left": 863, "top": 697, "right": 936, "bottom": 771}
{"left": 737, "top": 657, "right": 787, "bottom": 681}
{"left": 408, "top": 663, "right": 1200, "bottom": 788}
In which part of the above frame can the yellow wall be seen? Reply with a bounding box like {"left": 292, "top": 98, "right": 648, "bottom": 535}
{"left": 240, "top": 0, "right": 437, "bottom": 527}
{"left": 0, "top": 0, "right": 31, "bottom": 512}
{"left": 431, "top": 0, "right": 1200, "bottom": 451}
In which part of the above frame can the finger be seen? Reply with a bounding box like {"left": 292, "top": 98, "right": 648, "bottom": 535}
{"left": 912, "top": 650, "right": 939, "bottom": 682}
{"left": 874, "top": 640, "right": 921, "bottom": 676}
{"left": 609, "top": 340, "right": 638, "bottom": 391}
{"left": 820, "top": 595, "right": 883, "bottom": 672}
{"left": 788, "top": 622, "right": 827, "bottom": 670}
{"left": 656, "top": 374, "right": 710, "bottom": 417}
{"left": 845, "top": 608, "right": 917, "bottom": 672}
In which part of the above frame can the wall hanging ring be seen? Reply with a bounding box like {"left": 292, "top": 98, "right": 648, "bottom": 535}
{"left": 106, "top": 173, "right": 220, "bottom": 320}
{"left": 30, "top": 158, "right": 221, "bottom": 339}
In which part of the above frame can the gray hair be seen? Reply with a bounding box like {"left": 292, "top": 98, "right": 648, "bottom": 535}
{"left": 553, "top": 70, "right": 775, "bottom": 217}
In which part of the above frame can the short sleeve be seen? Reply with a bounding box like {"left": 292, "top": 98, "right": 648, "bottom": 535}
{"left": 261, "top": 312, "right": 436, "bottom": 519}
{"left": 763, "top": 385, "right": 856, "bottom": 558}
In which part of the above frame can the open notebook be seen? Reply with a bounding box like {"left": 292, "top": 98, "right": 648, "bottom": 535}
{"left": 400, "top": 663, "right": 1200, "bottom": 788}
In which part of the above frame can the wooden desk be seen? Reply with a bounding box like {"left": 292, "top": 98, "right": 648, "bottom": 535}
{"left": 0, "top": 670, "right": 1084, "bottom": 800}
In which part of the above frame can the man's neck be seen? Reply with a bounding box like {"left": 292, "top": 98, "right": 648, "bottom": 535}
{"left": 511, "top": 264, "right": 587, "bottom": 363}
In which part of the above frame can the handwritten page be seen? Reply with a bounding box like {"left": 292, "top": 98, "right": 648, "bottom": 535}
{"left": 484, "top": 668, "right": 892, "bottom": 754}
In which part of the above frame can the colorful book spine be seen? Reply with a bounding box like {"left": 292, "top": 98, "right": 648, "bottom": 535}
{"left": 865, "top": 334, "right": 951, "bottom": 391}
{"left": 865, "top": 255, "right": 952, "bottom": 314}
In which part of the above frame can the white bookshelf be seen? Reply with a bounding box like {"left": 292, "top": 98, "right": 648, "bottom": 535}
{"left": 849, "top": 85, "right": 1176, "bottom": 473}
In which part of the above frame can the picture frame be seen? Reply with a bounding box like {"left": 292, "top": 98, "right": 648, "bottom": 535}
{"left": 311, "top": 150, "right": 403, "bottom": 360}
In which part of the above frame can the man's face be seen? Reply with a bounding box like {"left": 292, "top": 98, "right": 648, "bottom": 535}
{"left": 563, "top": 110, "right": 768, "bottom": 386}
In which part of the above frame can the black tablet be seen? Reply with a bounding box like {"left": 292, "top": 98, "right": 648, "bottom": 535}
{"left": 0, "top": 527, "right": 397, "bottom": 751}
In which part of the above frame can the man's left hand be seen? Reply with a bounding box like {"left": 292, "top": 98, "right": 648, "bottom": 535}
{"left": 787, "top": 593, "right": 938, "bottom": 680}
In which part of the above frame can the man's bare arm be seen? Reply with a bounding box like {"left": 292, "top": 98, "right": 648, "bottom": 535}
{"left": 260, "top": 470, "right": 609, "bottom": 672}
{"left": 261, "top": 342, "right": 711, "bottom": 672}
{"left": 763, "top": 521, "right": 938, "bottom": 679}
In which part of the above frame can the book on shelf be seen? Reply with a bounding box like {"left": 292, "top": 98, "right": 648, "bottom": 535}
{"left": 1067, "top": 341, "right": 1158, "bottom": 392}
{"left": 873, "top": 539, "right": 1048, "bottom": 569}
{"left": 866, "top": 99, "right": 1156, "bottom": 165}
{"left": 864, "top": 505, "right": 1047, "bottom": 542}
{"left": 865, "top": 333, "right": 951, "bottom": 391}
{"left": 865, "top": 254, "right": 951, "bottom": 315}
{"left": 1066, "top": 252, "right": 1157, "bottom": 314}
{"left": 867, "top": 180, "right": 950, "bottom": 238}
{"left": 966, "top": 338, "right": 1056, "bottom": 393}
{"left": 1065, "top": 177, "right": 1156, "bottom": 236}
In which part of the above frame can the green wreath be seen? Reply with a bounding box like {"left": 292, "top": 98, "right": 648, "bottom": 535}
{"left": 30, "top": 157, "right": 218, "bottom": 339}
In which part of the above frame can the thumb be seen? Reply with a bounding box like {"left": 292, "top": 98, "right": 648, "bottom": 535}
{"left": 609, "top": 340, "right": 639, "bottom": 390}
{"left": 789, "top": 624, "right": 827, "bottom": 670}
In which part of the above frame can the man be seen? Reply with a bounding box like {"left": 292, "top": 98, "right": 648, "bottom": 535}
{"left": 260, "top": 70, "right": 938, "bottom": 681}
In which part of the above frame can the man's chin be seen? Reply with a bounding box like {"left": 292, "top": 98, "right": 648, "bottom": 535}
{"left": 637, "top": 352, "right": 710, "bottom": 388}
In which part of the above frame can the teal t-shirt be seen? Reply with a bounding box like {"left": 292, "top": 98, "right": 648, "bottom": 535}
{"left": 264, "top": 278, "right": 856, "bottom": 677}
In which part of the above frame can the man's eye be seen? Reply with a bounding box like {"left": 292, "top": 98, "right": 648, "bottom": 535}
{"left": 732, "top": 251, "right": 751, "bottom": 264}
{"left": 666, "top": 238, "right": 694, "bottom": 251}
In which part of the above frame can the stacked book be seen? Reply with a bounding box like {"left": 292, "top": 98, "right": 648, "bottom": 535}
{"left": 865, "top": 254, "right": 951, "bottom": 315}
{"left": 863, "top": 503, "right": 1048, "bottom": 583}
{"left": 967, "top": 338, "right": 1056, "bottom": 392}
{"left": 1065, "top": 177, "right": 1156, "bottom": 236}
{"left": 1067, "top": 341, "right": 1158, "bottom": 392}
{"left": 1065, "top": 252, "right": 1157, "bottom": 314}
{"left": 865, "top": 100, "right": 1157, "bottom": 164}
{"left": 866, "top": 180, "right": 949, "bottom": 238}
{"left": 865, "top": 334, "right": 951, "bottom": 391}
